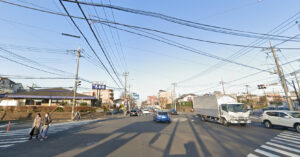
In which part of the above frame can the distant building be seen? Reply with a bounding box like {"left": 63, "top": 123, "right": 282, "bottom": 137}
{"left": 82, "top": 89, "right": 114, "bottom": 105}
{"left": 147, "top": 96, "right": 158, "bottom": 106}
{"left": 177, "top": 94, "right": 196, "bottom": 102}
{"left": 0, "top": 88, "right": 96, "bottom": 106}
{"left": 0, "top": 77, "right": 24, "bottom": 94}
{"left": 158, "top": 90, "right": 172, "bottom": 108}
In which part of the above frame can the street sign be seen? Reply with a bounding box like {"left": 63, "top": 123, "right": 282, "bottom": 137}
{"left": 92, "top": 82, "right": 106, "bottom": 90}
{"left": 132, "top": 93, "right": 139, "bottom": 100}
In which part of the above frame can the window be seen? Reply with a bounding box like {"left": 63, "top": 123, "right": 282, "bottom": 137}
{"left": 278, "top": 112, "right": 288, "bottom": 117}
{"left": 221, "top": 104, "right": 227, "bottom": 112}
{"left": 158, "top": 112, "right": 168, "bottom": 115}
{"left": 290, "top": 112, "right": 300, "bottom": 118}
{"left": 266, "top": 112, "right": 276, "bottom": 116}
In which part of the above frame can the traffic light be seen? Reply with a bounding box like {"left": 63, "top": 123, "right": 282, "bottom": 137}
{"left": 77, "top": 80, "right": 81, "bottom": 86}
{"left": 257, "top": 84, "right": 267, "bottom": 89}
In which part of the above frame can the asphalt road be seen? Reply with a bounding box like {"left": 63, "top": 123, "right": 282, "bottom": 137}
{"left": 1, "top": 113, "right": 299, "bottom": 157}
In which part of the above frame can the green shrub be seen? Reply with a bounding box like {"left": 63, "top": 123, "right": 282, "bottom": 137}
{"left": 55, "top": 107, "right": 64, "bottom": 112}
{"left": 79, "top": 102, "right": 88, "bottom": 106}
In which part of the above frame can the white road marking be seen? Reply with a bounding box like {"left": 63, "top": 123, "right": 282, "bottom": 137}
{"left": 254, "top": 149, "right": 280, "bottom": 157}
{"left": 0, "top": 144, "right": 14, "bottom": 148}
{"left": 270, "top": 139, "right": 300, "bottom": 148}
{"left": 282, "top": 131, "right": 299, "bottom": 136}
{"left": 0, "top": 140, "right": 28, "bottom": 144}
{"left": 261, "top": 145, "right": 300, "bottom": 157}
{"left": 266, "top": 142, "right": 300, "bottom": 153}
{"left": 0, "top": 137, "right": 28, "bottom": 141}
{"left": 247, "top": 153, "right": 258, "bottom": 157}
{"left": 274, "top": 137, "right": 300, "bottom": 144}
{"left": 0, "top": 119, "right": 98, "bottom": 149}
{"left": 276, "top": 135, "right": 300, "bottom": 142}
{"left": 280, "top": 133, "right": 300, "bottom": 139}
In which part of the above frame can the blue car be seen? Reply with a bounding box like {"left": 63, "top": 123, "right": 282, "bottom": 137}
{"left": 153, "top": 111, "right": 171, "bottom": 123}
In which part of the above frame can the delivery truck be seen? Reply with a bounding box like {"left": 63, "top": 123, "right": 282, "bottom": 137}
{"left": 193, "top": 95, "right": 251, "bottom": 126}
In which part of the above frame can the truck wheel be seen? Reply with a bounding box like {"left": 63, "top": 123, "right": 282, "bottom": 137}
{"left": 295, "top": 124, "right": 300, "bottom": 133}
{"left": 222, "top": 118, "right": 229, "bottom": 127}
{"left": 264, "top": 121, "right": 272, "bottom": 128}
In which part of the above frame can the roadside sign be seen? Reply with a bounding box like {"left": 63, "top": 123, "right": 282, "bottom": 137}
{"left": 92, "top": 82, "right": 106, "bottom": 90}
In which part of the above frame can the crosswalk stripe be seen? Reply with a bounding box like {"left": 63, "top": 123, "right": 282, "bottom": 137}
{"left": 270, "top": 139, "right": 300, "bottom": 148}
{"left": 282, "top": 131, "right": 299, "bottom": 136}
{"left": 277, "top": 135, "right": 300, "bottom": 141}
{"left": 280, "top": 132, "right": 300, "bottom": 137}
{"left": 266, "top": 142, "right": 300, "bottom": 153}
{"left": 0, "top": 120, "right": 97, "bottom": 149}
{"left": 261, "top": 145, "right": 300, "bottom": 157}
{"left": 0, "top": 140, "right": 28, "bottom": 144}
{"left": 247, "top": 153, "right": 258, "bottom": 157}
{"left": 274, "top": 137, "right": 300, "bottom": 144}
{"left": 0, "top": 137, "right": 28, "bottom": 141}
{"left": 0, "top": 144, "right": 14, "bottom": 148}
{"left": 279, "top": 134, "right": 300, "bottom": 140}
{"left": 254, "top": 149, "right": 280, "bottom": 157}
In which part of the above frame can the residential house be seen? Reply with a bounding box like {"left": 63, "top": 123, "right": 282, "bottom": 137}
{"left": 0, "top": 77, "right": 24, "bottom": 94}
{"left": 0, "top": 88, "right": 96, "bottom": 106}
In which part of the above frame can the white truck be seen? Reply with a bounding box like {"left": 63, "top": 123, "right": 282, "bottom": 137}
{"left": 193, "top": 95, "right": 251, "bottom": 126}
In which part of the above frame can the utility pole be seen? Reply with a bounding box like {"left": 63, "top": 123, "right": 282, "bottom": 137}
{"left": 123, "top": 72, "right": 129, "bottom": 113}
{"left": 220, "top": 80, "right": 226, "bottom": 95}
{"left": 291, "top": 72, "right": 300, "bottom": 93}
{"left": 292, "top": 80, "right": 300, "bottom": 108}
{"left": 71, "top": 47, "right": 81, "bottom": 120}
{"left": 172, "top": 83, "right": 176, "bottom": 110}
{"left": 270, "top": 41, "right": 293, "bottom": 110}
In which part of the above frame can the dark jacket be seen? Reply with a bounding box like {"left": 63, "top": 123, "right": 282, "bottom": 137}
{"left": 44, "top": 116, "right": 52, "bottom": 126}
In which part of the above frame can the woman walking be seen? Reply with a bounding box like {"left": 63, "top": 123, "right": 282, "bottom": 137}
{"left": 29, "top": 113, "right": 41, "bottom": 140}
{"left": 41, "top": 113, "right": 52, "bottom": 141}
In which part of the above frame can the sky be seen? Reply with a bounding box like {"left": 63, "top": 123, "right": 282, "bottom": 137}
{"left": 0, "top": 0, "right": 300, "bottom": 100}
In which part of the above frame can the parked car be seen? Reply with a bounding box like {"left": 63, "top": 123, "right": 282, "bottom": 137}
{"left": 261, "top": 110, "right": 300, "bottom": 132}
{"left": 130, "top": 110, "right": 138, "bottom": 116}
{"left": 153, "top": 111, "right": 171, "bottom": 123}
{"left": 142, "top": 109, "right": 150, "bottom": 114}
{"left": 168, "top": 109, "right": 178, "bottom": 115}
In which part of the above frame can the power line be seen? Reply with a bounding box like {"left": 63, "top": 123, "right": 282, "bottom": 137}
{"left": 58, "top": 0, "right": 121, "bottom": 88}
{"left": 62, "top": 0, "right": 300, "bottom": 42}
{"left": 176, "top": 12, "right": 300, "bottom": 84}
{"left": 100, "top": 22, "right": 275, "bottom": 74}
{"left": 2, "top": 0, "right": 300, "bottom": 42}
{"left": 90, "top": 17, "right": 300, "bottom": 50}
{"left": 76, "top": 2, "right": 124, "bottom": 87}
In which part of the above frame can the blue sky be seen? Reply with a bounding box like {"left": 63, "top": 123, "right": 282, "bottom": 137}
{"left": 0, "top": 0, "right": 300, "bottom": 100}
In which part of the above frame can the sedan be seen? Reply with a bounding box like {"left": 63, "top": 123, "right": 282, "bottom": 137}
{"left": 130, "top": 110, "right": 138, "bottom": 116}
{"left": 168, "top": 109, "right": 178, "bottom": 115}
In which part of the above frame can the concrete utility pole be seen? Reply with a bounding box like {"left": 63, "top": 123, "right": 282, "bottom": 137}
{"left": 220, "top": 80, "right": 226, "bottom": 95}
{"left": 71, "top": 47, "right": 81, "bottom": 120}
{"left": 270, "top": 42, "right": 294, "bottom": 110}
{"left": 123, "top": 72, "right": 129, "bottom": 112}
{"left": 291, "top": 72, "right": 300, "bottom": 93}
{"left": 292, "top": 80, "right": 300, "bottom": 107}
{"left": 172, "top": 83, "right": 176, "bottom": 110}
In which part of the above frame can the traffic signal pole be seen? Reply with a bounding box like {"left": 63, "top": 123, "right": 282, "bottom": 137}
{"left": 72, "top": 47, "right": 81, "bottom": 120}
{"left": 269, "top": 42, "right": 293, "bottom": 110}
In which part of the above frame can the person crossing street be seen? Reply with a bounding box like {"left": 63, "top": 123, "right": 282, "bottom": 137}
{"left": 40, "top": 113, "right": 52, "bottom": 141}
{"left": 29, "top": 113, "right": 41, "bottom": 140}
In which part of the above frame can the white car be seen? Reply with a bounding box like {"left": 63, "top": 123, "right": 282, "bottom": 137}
{"left": 261, "top": 110, "right": 300, "bottom": 132}
{"left": 142, "top": 109, "right": 150, "bottom": 114}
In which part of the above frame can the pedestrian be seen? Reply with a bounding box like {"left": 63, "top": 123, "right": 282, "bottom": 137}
{"left": 75, "top": 111, "right": 81, "bottom": 121}
{"left": 40, "top": 113, "right": 52, "bottom": 141}
{"left": 29, "top": 113, "right": 41, "bottom": 140}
